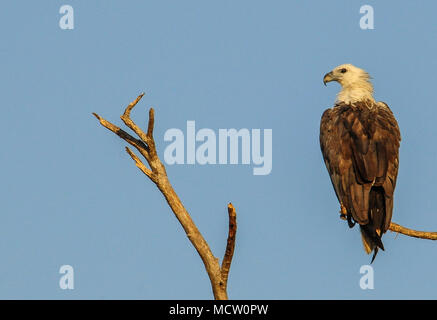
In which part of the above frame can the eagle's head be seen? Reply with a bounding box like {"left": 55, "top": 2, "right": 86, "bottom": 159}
{"left": 323, "top": 64, "right": 374, "bottom": 104}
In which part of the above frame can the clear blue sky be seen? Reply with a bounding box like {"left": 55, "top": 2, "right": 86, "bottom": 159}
{"left": 1, "top": 1, "right": 437, "bottom": 299}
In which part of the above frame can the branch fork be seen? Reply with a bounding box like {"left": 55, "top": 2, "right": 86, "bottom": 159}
{"left": 94, "top": 93, "right": 236, "bottom": 299}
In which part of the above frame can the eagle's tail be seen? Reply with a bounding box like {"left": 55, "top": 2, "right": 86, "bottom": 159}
{"left": 360, "top": 186, "right": 386, "bottom": 263}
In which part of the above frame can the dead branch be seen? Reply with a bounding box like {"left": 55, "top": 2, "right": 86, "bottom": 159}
{"left": 338, "top": 213, "right": 437, "bottom": 241}
{"left": 93, "top": 93, "right": 237, "bottom": 300}
{"left": 221, "top": 203, "right": 237, "bottom": 292}
{"left": 388, "top": 222, "right": 437, "bottom": 240}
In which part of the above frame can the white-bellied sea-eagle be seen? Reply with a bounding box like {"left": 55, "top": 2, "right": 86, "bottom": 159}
{"left": 320, "top": 64, "right": 401, "bottom": 262}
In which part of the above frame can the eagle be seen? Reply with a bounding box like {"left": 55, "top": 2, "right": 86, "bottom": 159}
{"left": 320, "top": 64, "right": 401, "bottom": 262}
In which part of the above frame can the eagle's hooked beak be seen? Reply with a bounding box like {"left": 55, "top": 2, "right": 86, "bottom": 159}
{"left": 323, "top": 71, "right": 334, "bottom": 86}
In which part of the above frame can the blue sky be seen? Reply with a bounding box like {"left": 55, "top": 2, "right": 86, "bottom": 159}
{"left": 1, "top": 1, "right": 437, "bottom": 299}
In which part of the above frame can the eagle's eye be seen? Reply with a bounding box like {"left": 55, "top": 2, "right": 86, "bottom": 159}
{"left": 340, "top": 68, "right": 347, "bottom": 73}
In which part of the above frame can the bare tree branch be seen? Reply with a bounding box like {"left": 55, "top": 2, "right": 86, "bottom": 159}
{"left": 93, "top": 93, "right": 236, "bottom": 300}
{"left": 338, "top": 213, "right": 437, "bottom": 241}
{"left": 147, "top": 108, "right": 155, "bottom": 140}
{"left": 389, "top": 222, "right": 437, "bottom": 240}
{"left": 221, "top": 203, "right": 237, "bottom": 292}
{"left": 92, "top": 112, "right": 150, "bottom": 162}
{"left": 125, "top": 146, "right": 154, "bottom": 181}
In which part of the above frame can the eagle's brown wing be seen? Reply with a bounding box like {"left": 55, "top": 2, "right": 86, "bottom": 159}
{"left": 320, "top": 101, "right": 400, "bottom": 234}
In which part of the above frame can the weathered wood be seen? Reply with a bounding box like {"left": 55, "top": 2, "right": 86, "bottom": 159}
{"left": 94, "top": 93, "right": 236, "bottom": 300}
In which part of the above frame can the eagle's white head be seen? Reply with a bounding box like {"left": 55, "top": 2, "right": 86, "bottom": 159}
{"left": 323, "top": 64, "right": 374, "bottom": 104}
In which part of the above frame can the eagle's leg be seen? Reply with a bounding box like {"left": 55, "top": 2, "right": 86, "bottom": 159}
{"left": 339, "top": 203, "right": 348, "bottom": 220}
{"left": 340, "top": 203, "right": 356, "bottom": 228}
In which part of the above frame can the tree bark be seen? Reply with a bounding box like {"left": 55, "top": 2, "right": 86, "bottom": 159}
{"left": 388, "top": 222, "right": 437, "bottom": 240}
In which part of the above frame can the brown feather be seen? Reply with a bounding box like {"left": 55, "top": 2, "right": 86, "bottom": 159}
{"left": 320, "top": 100, "right": 401, "bottom": 259}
